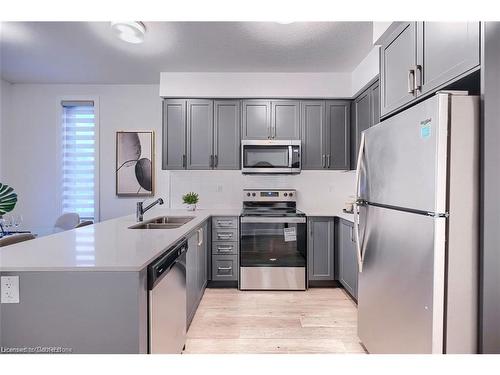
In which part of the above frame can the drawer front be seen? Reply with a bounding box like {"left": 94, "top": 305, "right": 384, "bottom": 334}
{"left": 212, "top": 241, "right": 238, "bottom": 255}
{"left": 212, "top": 228, "right": 239, "bottom": 242}
{"left": 213, "top": 216, "right": 238, "bottom": 229}
{"left": 212, "top": 255, "right": 238, "bottom": 281}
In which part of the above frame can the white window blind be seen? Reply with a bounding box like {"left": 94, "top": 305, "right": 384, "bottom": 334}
{"left": 62, "top": 101, "right": 96, "bottom": 221}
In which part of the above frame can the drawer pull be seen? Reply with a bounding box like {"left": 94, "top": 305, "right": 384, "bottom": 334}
{"left": 217, "top": 266, "right": 232, "bottom": 271}
{"left": 217, "top": 234, "right": 233, "bottom": 239}
{"left": 217, "top": 246, "right": 233, "bottom": 252}
{"left": 217, "top": 220, "right": 233, "bottom": 226}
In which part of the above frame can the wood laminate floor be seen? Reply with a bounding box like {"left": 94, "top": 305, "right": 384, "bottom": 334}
{"left": 184, "top": 287, "right": 366, "bottom": 354}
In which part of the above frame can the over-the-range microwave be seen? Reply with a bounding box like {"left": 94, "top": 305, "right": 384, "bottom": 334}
{"left": 241, "top": 140, "right": 301, "bottom": 174}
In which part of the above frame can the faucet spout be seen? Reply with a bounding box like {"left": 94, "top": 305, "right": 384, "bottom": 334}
{"left": 136, "top": 198, "right": 164, "bottom": 222}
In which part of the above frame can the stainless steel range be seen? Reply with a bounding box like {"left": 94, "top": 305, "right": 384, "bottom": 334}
{"left": 239, "top": 189, "right": 307, "bottom": 290}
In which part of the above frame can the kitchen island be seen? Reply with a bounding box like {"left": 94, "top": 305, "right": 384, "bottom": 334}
{"left": 0, "top": 208, "right": 239, "bottom": 354}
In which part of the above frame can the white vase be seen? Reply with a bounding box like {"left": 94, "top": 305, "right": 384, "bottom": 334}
{"left": 186, "top": 204, "right": 196, "bottom": 211}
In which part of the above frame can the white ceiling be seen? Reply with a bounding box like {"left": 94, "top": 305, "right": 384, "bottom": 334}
{"left": 0, "top": 22, "right": 373, "bottom": 84}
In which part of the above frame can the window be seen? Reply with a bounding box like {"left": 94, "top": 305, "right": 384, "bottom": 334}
{"left": 61, "top": 100, "right": 98, "bottom": 222}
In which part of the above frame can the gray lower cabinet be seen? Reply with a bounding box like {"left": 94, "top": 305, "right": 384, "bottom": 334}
{"left": 301, "top": 101, "right": 327, "bottom": 169}
{"left": 380, "top": 22, "right": 481, "bottom": 118}
{"left": 351, "top": 80, "right": 379, "bottom": 169}
{"left": 162, "top": 99, "right": 186, "bottom": 169}
{"left": 212, "top": 255, "right": 238, "bottom": 281}
{"left": 186, "top": 99, "right": 213, "bottom": 170}
{"left": 271, "top": 100, "right": 300, "bottom": 140}
{"left": 241, "top": 100, "right": 271, "bottom": 139}
{"left": 186, "top": 221, "right": 209, "bottom": 328}
{"left": 325, "top": 101, "right": 350, "bottom": 170}
{"left": 300, "top": 100, "right": 350, "bottom": 170}
{"left": 210, "top": 216, "right": 239, "bottom": 282}
{"left": 213, "top": 100, "right": 240, "bottom": 169}
{"left": 307, "top": 217, "right": 335, "bottom": 281}
{"left": 337, "top": 218, "right": 358, "bottom": 300}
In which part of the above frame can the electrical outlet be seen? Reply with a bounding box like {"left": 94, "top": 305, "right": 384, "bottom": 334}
{"left": 1, "top": 276, "right": 20, "bottom": 304}
{"left": 216, "top": 185, "right": 223, "bottom": 193}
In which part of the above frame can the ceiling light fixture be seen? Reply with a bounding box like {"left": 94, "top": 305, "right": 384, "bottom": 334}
{"left": 110, "top": 22, "right": 146, "bottom": 44}
{"left": 275, "top": 21, "right": 295, "bottom": 25}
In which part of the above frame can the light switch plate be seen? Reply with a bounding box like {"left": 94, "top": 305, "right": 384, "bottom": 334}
{"left": 1, "top": 276, "right": 20, "bottom": 303}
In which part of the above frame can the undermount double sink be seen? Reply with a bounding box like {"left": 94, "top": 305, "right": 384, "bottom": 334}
{"left": 129, "top": 216, "right": 195, "bottom": 230}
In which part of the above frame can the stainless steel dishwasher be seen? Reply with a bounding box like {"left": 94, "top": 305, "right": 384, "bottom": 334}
{"left": 148, "top": 239, "right": 187, "bottom": 354}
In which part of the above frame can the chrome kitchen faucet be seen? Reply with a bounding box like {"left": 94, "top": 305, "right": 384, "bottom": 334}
{"left": 136, "top": 198, "right": 164, "bottom": 222}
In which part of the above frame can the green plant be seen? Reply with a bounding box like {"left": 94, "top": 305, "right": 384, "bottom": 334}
{"left": 182, "top": 192, "right": 199, "bottom": 205}
{"left": 0, "top": 183, "right": 17, "bottom": 216}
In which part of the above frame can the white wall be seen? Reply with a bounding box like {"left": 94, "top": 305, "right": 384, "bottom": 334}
{"left": 168, "top": 170, "right": 355, "bottom": 215}
{"left": 160, "top": 72, "right": 352, "bottom": 98}
{"left": 351, "top": 46, "right": 380, "bottom": 96}
{"left": 0, "top": 78, "right": 12, "bottom": 180}
{"left": 2, "top": 84, "right": 165, "bottom": 230}
{"left": 372, "top": 22, "right": 393, "bottom": 44}
{"left": 1, "top": 83, "right": 356, "bottom": 232}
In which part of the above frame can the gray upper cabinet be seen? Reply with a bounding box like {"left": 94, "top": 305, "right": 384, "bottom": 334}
{"left": 213, "top": 100, "right": 241, "bottom": 169}
{"left": 380, "top": 22, "right": 481, "bottom": 118}
{"left": 371, "top": 81, "right": 380, "bottom": 125}
{"left": 186, "top": 99, "right": 214, "bottom": 170}
{"left": 271, "top": 100, "right": 300, "bottom": 140}
{"left": 337, "top": 219, "right": 358, "bottom": 300}
{"left": 325, "top": 101, "right": 350, "bottom": 170}
{"left": 351, "top": 80, "right": 379, "bottom": 169}
{"left": 241, "top": 100, "right": 271, "bottom": 139}
{"left": 380, "top": 22, "right": 417, "bottom": 118}
{"left": 308, "top": 217, "right": 335, "bottom": 281}
{"left": 162, "top": 99, "right": 186, "bottom": 170}
{"left": 301, "top": 101, "right": 326, "bottom": 169}
{"left": 416, "top": 22, "right": 480, "bottom": 95}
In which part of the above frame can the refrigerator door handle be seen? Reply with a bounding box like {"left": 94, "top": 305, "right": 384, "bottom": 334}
{"left": 354, "top": 132, "right": 366, "bottom": 272}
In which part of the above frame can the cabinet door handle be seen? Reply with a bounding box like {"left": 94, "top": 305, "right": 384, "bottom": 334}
{"left": 214, "top": 155, "right": 218, "bottom": 168}
{"left": 407, "top": 68, "right": 416, "bottom": 94}
{"left": 209, "top": 155, "right": 214, "bottom": 168}
{"left": 322, "top": 154, "right": 326, "bottom": 168}
{"left": 415, "top": 65, "right": 422, "bottom": 93}
{"left": 198, "top": 228, "right": 203, "bottom": 246}
{"left": 327, "top": 154, "right": 331, "bottom": 168}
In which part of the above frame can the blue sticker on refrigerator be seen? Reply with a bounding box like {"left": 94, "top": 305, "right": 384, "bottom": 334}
{"left": 420, "top": 119, "right": 432, "bottom": 139}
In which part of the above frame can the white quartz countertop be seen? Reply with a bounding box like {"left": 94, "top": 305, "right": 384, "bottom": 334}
{"left": 0, "top": 208, "right": 240, "bottom": 272}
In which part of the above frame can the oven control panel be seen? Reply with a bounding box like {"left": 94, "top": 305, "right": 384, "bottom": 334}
{"left": 243, "top": 189, "right": 296, "bottom": 202}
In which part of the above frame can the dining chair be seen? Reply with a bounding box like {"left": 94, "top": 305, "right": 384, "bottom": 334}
{"left": 54, "top": 213, "right": 80, "bottom": 231}
{"left": 75, "top": 220, "right": 93, "bottom": 228}
{"left": 0, "top": 233, "right": 36, "bottom": 247}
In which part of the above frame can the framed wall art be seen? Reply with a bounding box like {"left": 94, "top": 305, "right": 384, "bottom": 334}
{"left": 116, "top": 131, "right": 155, "bottom": 196}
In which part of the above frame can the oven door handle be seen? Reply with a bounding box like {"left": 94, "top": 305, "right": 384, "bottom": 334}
{"left": 240, "top": 216, "right": 306, "bottom": 224}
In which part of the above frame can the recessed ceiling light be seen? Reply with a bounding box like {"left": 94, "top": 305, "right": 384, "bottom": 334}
{"left": 110, "top": 22, "right": 146, "bottom": 44}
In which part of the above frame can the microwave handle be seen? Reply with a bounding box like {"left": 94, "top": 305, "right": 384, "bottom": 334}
{"left": 288, "top": 146, "right": 293, "bottom": 168}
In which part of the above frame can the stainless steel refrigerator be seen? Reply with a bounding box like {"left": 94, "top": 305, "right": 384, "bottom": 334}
{"left": 354, "top": 92, "right": 479, "bottom": 354}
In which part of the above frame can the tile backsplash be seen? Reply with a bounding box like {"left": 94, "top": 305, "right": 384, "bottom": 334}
{"left": 168, "top": 170, "right": 355, "bottom": 215}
